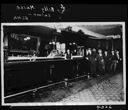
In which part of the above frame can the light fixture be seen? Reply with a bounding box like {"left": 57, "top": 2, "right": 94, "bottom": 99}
{"left": 49, "top": 42, "right": 52, "bottom": 44}
{"left": 52, "top": 41, "right": 55, "bottom": 45}
{"left": 69, "top": 43, "right": 72, "bottom": 45}
{"left": 24, "top": 38, "right": 27, "bottom": 41}
{"left": 26, "top": 36, "right": 30, "bottom": 40}
{"left": 24, "top": 36, "right": 31, "bottom": 41}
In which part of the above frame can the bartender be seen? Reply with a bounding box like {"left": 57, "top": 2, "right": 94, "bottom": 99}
{"left": 65, "top": 49, "right": 72, "bottom": 59}
{"left": 47, "top": 49, "right": 58, "bottom": 58}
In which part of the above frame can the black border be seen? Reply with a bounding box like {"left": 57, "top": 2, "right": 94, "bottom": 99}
{"left": 0, "top": 2, "right": 127, "bottom": 110}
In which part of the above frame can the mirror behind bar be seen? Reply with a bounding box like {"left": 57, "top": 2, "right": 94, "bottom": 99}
{"left": 4, "top": 33, "right": 40, "bottom": 62}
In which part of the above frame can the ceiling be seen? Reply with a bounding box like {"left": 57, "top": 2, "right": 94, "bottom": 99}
{"left": 3, "top": 25, "right": 56, "bottom": 41}
{"left": 80, "top": 25, "right": 122, "bottom": 36}
{"left": 3, "top": 23, "right": 122, "bottom": 40}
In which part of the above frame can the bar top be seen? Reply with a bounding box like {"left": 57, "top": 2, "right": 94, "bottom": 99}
{"left": 4, "top": 56, "right": 84, "bottom": 66}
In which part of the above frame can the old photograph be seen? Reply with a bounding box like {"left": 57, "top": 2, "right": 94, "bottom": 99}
{"left": 1, "top": 22, "right": 126, "bottom": 106}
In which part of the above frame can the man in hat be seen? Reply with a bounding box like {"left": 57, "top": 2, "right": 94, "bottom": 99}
{"left": 110, "top": 50, "right": 119, "bottom": 73}
{"left": 87, "top": 48, "right": 97, "bottom": 77}
{"left": 104, "top": 50, "right": 110, "bottom": 74}
{"left": 96, "top": 49, "right": 105, "bottom": 76}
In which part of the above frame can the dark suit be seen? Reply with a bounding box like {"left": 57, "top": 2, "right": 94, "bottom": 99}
{"left": 104, "top": 54, "right": 110, "bottom": 73}
{"left": 87, "top": 53, "right": 97, "bottom": 74}
{"left": 96, "top": 54, "right": 105, "bottom": 74}
{"left": 110, "top": 54, "right": 118, "bottom": 73}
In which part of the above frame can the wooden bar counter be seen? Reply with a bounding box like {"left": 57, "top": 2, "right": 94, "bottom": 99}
{"left": 4, "top": 57, "right": 89, "bottom": 96}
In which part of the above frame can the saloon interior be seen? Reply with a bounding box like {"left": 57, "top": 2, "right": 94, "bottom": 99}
{"left": 2, "top": 23, "right": 125, "bottom": 103}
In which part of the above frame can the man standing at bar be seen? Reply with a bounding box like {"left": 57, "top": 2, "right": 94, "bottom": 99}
{"left": 66, "top": 49, "right": 72, "bottom": 59}
{"left": 110, "top": 50, "right": 119, "bottom": 73}
{"left": 91, "top": 48, "right": 97, "bottom": 77}
{"left": 115, "top": 50, "right": 121, "bottom": 72}
{"left": 104, "top": 50, "right": 109, "bottom": 74}
{"left": 85, "top": 48, "right": 91, "bottom": 78}
{"left": 96, "top": 49, "right": 105, "bottom": 76}
{"left": 65, "top": 49, "right": 72, "bottom": 79}
{"left": 86, "top": 48, "right": 97, "bottom": 77}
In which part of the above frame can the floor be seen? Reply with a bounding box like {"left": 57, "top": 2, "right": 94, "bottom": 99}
{"left": 5, "top": 72, "right": 124, "bottom": 103}
{"left": 60, "top": 73, "right": 124, "bottom": 103}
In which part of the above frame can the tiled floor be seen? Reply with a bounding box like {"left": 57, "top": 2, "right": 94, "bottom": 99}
{"left": 5, "top": 72, "right": 125, "bottom": 103}
{"left": 60, "top": 73, "right": 124, "bottom": 103}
